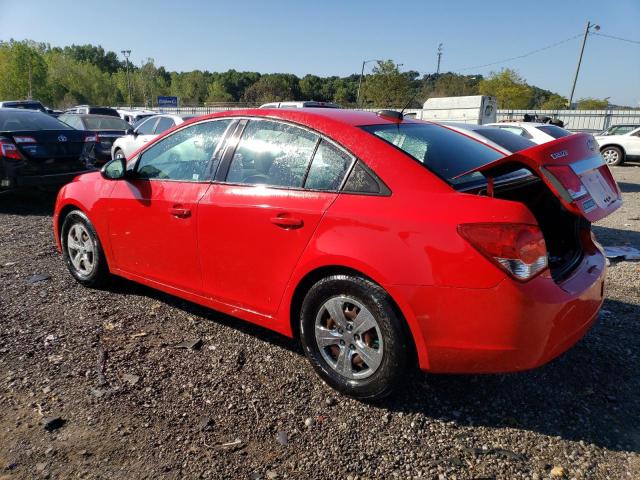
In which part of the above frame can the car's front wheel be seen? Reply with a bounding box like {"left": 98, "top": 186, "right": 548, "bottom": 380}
{"left": 61, "top": 210, "right": 110, "bottom": 288}
{"left": 601, "top": 146, "right": 624, "bottom": 166}
{"left": 299, "top": 275, "right": 409, "bottom": 400}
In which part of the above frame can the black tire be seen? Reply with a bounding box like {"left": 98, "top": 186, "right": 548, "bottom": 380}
{"left": 601, "top": 146, "right": 624, "bottom": 166}
{"left": 61, "top": 210, "right": 110, "bottom": 288}
{"left": 299, "top": 275, "right": 409, "bottom": 400}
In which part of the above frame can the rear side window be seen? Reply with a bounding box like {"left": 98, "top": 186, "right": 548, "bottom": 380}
{"left": 536, "top": 125, "right": 572, "bottom": 139}
{"left": 136, "top": 117, "right": 157, "bottom": 135}
{"left": 304, "top": 140, "right": 353, "bottom": 191}
{"left": 361, "top": 123, "right": 502, "bottom": 183}
{"left": 342, "top": 161, "right": 388, "bottom": 194}
{"left": 475, "top": 128, "right": 537, "bottom": 152}
{"left": 154, "top": 117, "right": 175, "bottom": 134}
{"left": 226, "top": 120, "right": 318, "bottom": 188}
{"left": 0, "top": 111, "right": 72, "bottom": 131}
{"left": 88, "top": 107, "right": 119, "bottom": 117}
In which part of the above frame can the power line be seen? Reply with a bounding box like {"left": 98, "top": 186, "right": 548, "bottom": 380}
{"left": 592, "top": 32, "right": 640, "bottom": 45}
{"left": 451, "top": 33, "right": 583, "bottom": 71}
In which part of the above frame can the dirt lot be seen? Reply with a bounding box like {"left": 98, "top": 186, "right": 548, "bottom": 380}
{"left": 0, "top": 166, "right": 639, "bottom": 480}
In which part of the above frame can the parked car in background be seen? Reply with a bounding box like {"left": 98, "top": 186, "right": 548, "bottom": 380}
{"left": 441, "top": 122, "right": 537, "bottom": 154}
{"left": 0, "top": 100, "right": 48, "bottom": 113}
{"left": 54, "top": 108, "right": 620, "bottom": 399}
{"left": 260, "top": 101, "right": 341, "bottom": 109}
{"left": 117, "top": 108, "right": 157, "bottom": 125}
{"left": 598, "top": 124, "right": 640, "bottom": 137}
{"left": 487, "top": 122, "right": 573, "bottom": 144}
{"left": 110, "top": 114, "right": 191, "bottom": 159}
{"left": 58, "top": 114, "right": 131, "bottom": 165}
{"left": 64, "top": 105, "right": 120, "bottom": 117}
{"left": 0, "top": 109, "right": 96, "bottom": 192}
{"left": 594, "top": 126, "right": 640, "bottom": 166}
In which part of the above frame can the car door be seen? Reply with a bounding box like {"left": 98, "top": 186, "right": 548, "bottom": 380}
{"left": 197, "top": 119, "right": 355, "bottom": 317}
{"left": 106, "top": 119, "right": 234, "bottom": 292}
{"left": 623, "top": 128, "right": 640, "bottom": 155}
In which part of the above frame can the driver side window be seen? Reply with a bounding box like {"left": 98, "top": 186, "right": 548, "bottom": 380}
{"left": 136, "top": 120, "right": 232, "bottom": 182}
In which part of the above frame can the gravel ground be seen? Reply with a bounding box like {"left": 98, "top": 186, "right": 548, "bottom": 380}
{"left": 0, "top": 165, "right": 639, "bottom": 480}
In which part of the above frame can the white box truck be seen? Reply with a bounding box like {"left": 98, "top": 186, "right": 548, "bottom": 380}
{"left": 414, "top": 95, "right": 497, "bottom": 125}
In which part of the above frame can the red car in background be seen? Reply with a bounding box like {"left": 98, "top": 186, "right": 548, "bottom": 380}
{"left": 53, "top": 108, "right": 621, "bottom": 399}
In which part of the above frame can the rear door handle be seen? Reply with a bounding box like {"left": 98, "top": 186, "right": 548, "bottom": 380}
{"left": 270, "top": 215, "right": 303, "bottom": 229}
{"left": 169, "top": 207, "right": 191, "bottom": 218}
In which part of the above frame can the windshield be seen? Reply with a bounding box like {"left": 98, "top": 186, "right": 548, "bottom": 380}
{"left": 84, "top": 116, "right": 130, "bottom": 130}
{"left": 0, "top": 110, "right": 72, "bottom": 131}
{"left": 360, "top": 123, "right": 503, "bottom": 183}
{"left": 474, "top": 127, "right": 537, "bottom": 153}
{"left": 536, "top": 125, "right": 572, "bottom": 139}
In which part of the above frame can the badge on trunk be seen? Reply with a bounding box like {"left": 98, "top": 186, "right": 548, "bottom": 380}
{"left": 58, "top": 135, "right": 67, "bottom": 142}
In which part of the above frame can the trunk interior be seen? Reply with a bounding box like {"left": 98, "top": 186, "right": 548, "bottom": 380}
{"left": 492, "top": 178, "right": 585, "bottom": 282}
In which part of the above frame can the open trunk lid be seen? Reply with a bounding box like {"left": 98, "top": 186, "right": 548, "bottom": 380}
{"left": 455, "top": 133, "right": 622, "bottom": 222}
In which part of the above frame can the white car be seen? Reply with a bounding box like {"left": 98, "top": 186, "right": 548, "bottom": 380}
{"left": 116, "top": 108, "right": 158, "bottom": 125}
{"left": 485, "top": 122, "right": 573, "bottom": 145}
{"left": 595, "top": 126, "right": 640, "bottom": 166}
{"left": 111, "top": 114, "right": 191, "bottom": 160}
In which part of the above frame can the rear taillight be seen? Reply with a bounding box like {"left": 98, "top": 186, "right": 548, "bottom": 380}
{"left": 458, "top": 223, "right": 548, "bottom": 281}
{"left": 543, "top": 164, "right": 587, "bottom": 200}
{"left": 0, "top": 139, "right": 23, "bottom": 161}
{"left": 85, "top": 134, "right": 99, "bottom": 143}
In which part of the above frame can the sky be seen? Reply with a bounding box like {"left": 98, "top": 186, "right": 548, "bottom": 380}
{"left": 1, "top": 0, "right": 639, "bottom": 106}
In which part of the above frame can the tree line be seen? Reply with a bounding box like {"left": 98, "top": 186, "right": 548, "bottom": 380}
{"left": 0, "top": 39, "right": 611, "bottom": 110}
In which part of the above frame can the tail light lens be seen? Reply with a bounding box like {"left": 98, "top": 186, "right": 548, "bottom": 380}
{"left": 85, "top": 134, "right": 99, "bottom": 143}
{"left": 458, "top": 223, "right": 548, "bottom": 281}
{"left": 0, "top": 139, "right": 23, "bottom": 161}
{"left": 543, "top": 164, "right": 587, "bottom": 200}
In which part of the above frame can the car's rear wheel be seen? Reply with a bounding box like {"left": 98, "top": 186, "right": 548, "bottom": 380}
{"left": 601, "top": 146, "right": 624, "bottom": 166}
{"left": 61, "top": 210, "right": 110, "bottom": 288}
{"left": 299, "top": 275, "right": 408, "bottom": 400}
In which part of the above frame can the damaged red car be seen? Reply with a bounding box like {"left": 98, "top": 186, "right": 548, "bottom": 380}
{"left": 53, "top": 108, "right": 622, "bottom": 399}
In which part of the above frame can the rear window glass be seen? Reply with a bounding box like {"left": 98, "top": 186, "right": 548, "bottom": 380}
{"left": 360, "top": 123, "right": 502, "bottom": 183}
{"left": 536, "top": 125, "right": 572, "bottom": 139}
{"left": 0, "top": 111, "right": 72, "bottom": 131}
{"left": 83, "top": 116, "right": 130, "bottom": 130}
{"left": 474, "top": 128, "right": 537, "bottom": 152}
{"left": 88, "top": 108, "right": 119, "bottom": 117}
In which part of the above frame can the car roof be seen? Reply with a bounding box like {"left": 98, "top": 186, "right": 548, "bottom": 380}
{"left": 63, "top": 113, "right": 125, "bottom": 120}
{"left": 487, "top": 122, "right": 549, "bottom": 127}
{"left": 196, "top": 108, "right": 423, "bottom": 128}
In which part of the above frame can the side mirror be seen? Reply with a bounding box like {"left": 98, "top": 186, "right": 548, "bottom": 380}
{"left": 101, "top": 158, "right": 127, "bottom": 180}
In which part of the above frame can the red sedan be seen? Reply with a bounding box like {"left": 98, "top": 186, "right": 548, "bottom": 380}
{"left": 53, "top": 108, "right": 622, "bottom": 399}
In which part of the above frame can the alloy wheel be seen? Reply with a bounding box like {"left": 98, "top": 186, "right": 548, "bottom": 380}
{"left": 602, "top": 149, "right": 619, "bottom": 165}
{"left": 67, "top": 223, "right": 95, "bottom": 277}
{"left": 314, "top": 296, "right": 384, "bottom": 380}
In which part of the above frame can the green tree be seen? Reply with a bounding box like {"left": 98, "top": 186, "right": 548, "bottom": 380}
{"left": 206, "top": 79, "right": 234, "bottom": 103}
{"left": 361, "top": 60, "right": 413, "bottom": 107}
{"left": 60, "top": 44, "right": 123, "bottom": 74}
{"left": 0, "top": 40, "right": 49, "bottom": 102}
{"left": 478, "top": 69, "right": 533, "bottom": 109}
{"left": 242, "top": 74, "right": 300, "bottom": 104}
{"left": 539, "top": 94, "right": 568, "bottom": 109}
{"left": 576, "top": 97, "right": 609, "bottom": 109}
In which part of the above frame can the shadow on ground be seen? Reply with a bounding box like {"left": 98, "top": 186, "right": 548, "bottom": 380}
{"left": 105, "top": 277, "right": 640, "bottom": 454}
{"left": 594, "top": 225, "right": 640, "bottom": 247}
{"left": 0, "top": 191, "right": 57, "bottom": 216}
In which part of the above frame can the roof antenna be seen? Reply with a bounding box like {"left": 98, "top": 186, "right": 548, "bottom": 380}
{"left": 400, "top": 91, "right": 419, "bottom": 117}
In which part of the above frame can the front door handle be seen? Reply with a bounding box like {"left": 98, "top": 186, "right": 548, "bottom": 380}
{"left": 169, "top": 206, "right": 191, "bottom": 218}
{"left": 270, "top": 215, "right": 303, "bottom": 229}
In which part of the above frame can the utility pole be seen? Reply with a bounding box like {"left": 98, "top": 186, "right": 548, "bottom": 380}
{"left": 356, "top": 59, "right": 380, "bottom": 108}
{"left": 568, "top": 21, "right": 600, "bottom": 109}
{"left": 27, "top": 61, "right": 32, "bottom": 100}
{"left": 121, "top": 50, "right": 132, "bottom": 108}
{"left": 436, "top": 43, "right": 443, "bottom": 75}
